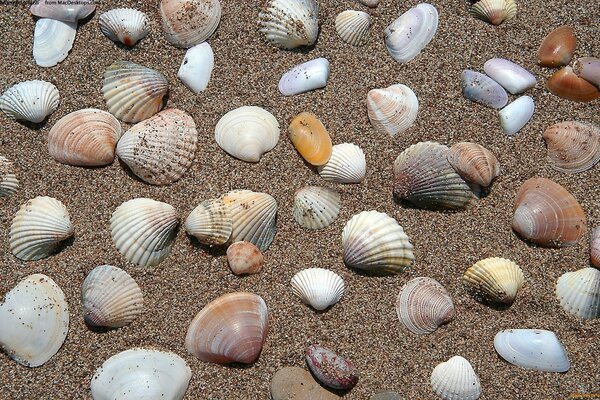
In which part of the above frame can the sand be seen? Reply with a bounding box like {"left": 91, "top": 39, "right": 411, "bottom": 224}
{"left": 1, "top": 0, "right": 599, "bottom": 399}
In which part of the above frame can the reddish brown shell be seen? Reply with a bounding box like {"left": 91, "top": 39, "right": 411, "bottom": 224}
{"left": 592, "top": 228, "right": 600, "bottom": 268}
{"left": 547, "top": 67, "right": 600, "bottom": 102}
{"left": 543, "top": 121, "right": 600, "bottom": 173}
{"left": 537, "top": 26, "right": 576, "bottom": 67}
{"left": 226, "top": 241, "right": 264, "bottom": 275}
{"left": 447, "top": 142, "right": 500, "bottom": 187}
{"left": 305, "top": 345, "right": 359, "bottom": 390}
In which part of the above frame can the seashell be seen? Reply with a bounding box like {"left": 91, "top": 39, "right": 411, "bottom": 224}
{"left": 367, "top": 84, "right": 419, "bottom": 137}
{"left": 317, "top": 143, "right": 366, "bottom": 184}
{"left": 99, "top": 8, "right": 149, "bottom": 46}
{"left": 447, "top": 142, "right": 500, "bottom": 187}
{"left": 463, "top": 257, "right": 524, "bottom": 304}
{"left": 185, "top": 292, "right": 268, "bottom": 364}
{"left": 293, "top": 186, "right": 341, "bottom": 230}
{"left": 359, "top": 0, "right": 379, "bottom": 7}
{"left": 461, "top": 70, "right": 508, "bottom": 109}
{"left": 342, "top": 210, "right": 415, "bottom": 274}
{"left": 10, "top": 196, "right": 73, "bottom": 261}
{"left": 278, "top": 58, "right": 330, "bottom": 96}
{"left": 483, "top": 58, "right": 536, "bottom": 94}
{"left": 537, "top": 26, "right": 576, "bottom": 68}
{"left": 91, "top": 348, "right": 191, "bottom": 400}
{"left": 470, "top": 0, "right": 517, "bottom": 25}
{"left": 305, "top": 345, "right": 359, "bottom": 390}
{"left": 160, "top": 0, "right": 221, "bottom": 48}
{"left": 556, "top": 267, "right": 600, "bottom": 319}
{"left": 184, "top": 198, "right": 232, "bottom": 245}
{"left": 177, "top": 42, "right": 214, "bottom": 94}
{"left": 499, "top": 95, "right": 535, "bottom": 136}
{"left": 573, "top": 57, "right": 600, "bottom": 88}
{"left": 221, "top": 189, "right": 278, "bottom": 252}
{"left": 290, "top": 268, "right": 344, "bottom": 310}
{"left": 396, "top": 277, "right": 455, "bottom": 335}
{"left": 542, "top": 121, "right": 600, "bottom": 173}
{"left": 271, "top": 367, "right": 341, "bottom": 400}
{"left": 258, "top": 0, "right": 319, "bottom": 50}
{"left": 393, "top": 141, "right": 477, "bottom": 210}
{"left": 431, "top": 356, "right": 481, "bottom": 400}
{"left": 102, "top": 61, "right": 169, "bottom": 124}
{"left": 288, "top": 112, "right": 333, "bottom": 166}
{"left": 81, "top": 265, "right": 144, "bottom": 328}
{"left": 30, "top": 0, "right": 96, "bottom": 22}
{"left": 512, "top": 177, "right": 586, "bottom": 247}
{"left": 0, "top": 156, "right": 18, "bottom": 197}
{"left": 110, "top": 198, "right": 179, "bottom": 266}
{"left": 0, "top": 80, "right": 60, "bottom": 123}
{"left": 384, "top": 3, "right": 439, "bottom": 64}
{"left": 0, "top": 274, "right": 69, "bottom": 367}
{"left": 335, "top": 10, "right": 371, "bottom": 46}
{"left": 493, "top": 329, "right": 570, "bottom": 372}
{"left": 227, "top": 241, "right": 264, "bottom": 275}
{"left": 592, "top": 228, "right": 600, "bottom": 268}
{"left": 33, "top": 18, "right": 77, "bottom": 68}
{"left": 47, "top": 108, "right": 121, "bottom": 167}
{"left": 215, "top": 106, "right": 280, "bottom": 162}
{"left": 547, "top": 66, "right": 600, "bottom": 103}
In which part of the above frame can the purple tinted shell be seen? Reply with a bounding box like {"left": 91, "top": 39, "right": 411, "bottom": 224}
{"left": 461, "top": 70, "right": 508, "bottom": 109}
{"left": 305, "top": 344, "right": 359, "bottom": 390}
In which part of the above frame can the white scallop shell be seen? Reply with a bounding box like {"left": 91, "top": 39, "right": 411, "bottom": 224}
{"left": 30, "top": 0, "right": 96, "bottom": 22}
{"left": 493, "top": 329, "right": 570, "bottom": 372}
{"left": 258, "top": 0, "right": 319, "bottom": 49}
{"left": 556, "top": 267, "right": 600, "bottom": 319}
{"left": 0, "top": 80, "right": 60, "bottom": 123}
{"left": 367, "top": 84, "right": 419, "bottom": 137}
{"left": 159, "top": 0, "right": 221, "bottom": 48}
{"left": 384, "top": 3, "right": 439, "bottom": 63}
{"left": 317, "top": 143, "right": 366, "bottom": 184}
{"left": 431, "top": 356, "right": 481, "bottom": 400}
{"left": 99, "top": 8, "right": 149, "bottom": 46}
{"left": 0, "top": 156, "right": 19, "bottom": 197}
{"left": 184, "top": 198, "right": 233, "bottom": 245}
{"left": 290, "top": 268, "right": 345, "bottom": 310}
{"left": 293, "top": 186, "right": 341, "bottom": 230}
{"left": 177, "top": 42, "right": 214, "bottom": 93}
{"left": 33, "top": 18, "right": 77, "bottom": 68}
{"left": 278, "top": 58, "right": 330, "bottom": 96}
{"left": 335, "top": 10, "right": 371, "bottom": 46}
{"left": 499, "top": 95, "right": 535, "bottom": 136}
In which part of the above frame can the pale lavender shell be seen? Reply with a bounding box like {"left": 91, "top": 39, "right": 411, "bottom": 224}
{"left": 305, "top": 344, "right": 359, "bottom": 390}
{"left": 278, "top": 58, "right": 330, "bottom": 96}
{"left": 461, "top": 70, "right": 508, "bottom": 109}
{"left": 483, "top": 58, "right": 537, "bottom": 94}
{"left": 573, "top": 57, "right": 600, "bottom": 88}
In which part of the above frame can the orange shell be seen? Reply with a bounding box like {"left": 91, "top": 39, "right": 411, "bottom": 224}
{"left": 547, "top": 67, "right": 600, "bottom": 102}
{"left": 447, "top": 142, "right": 500, "bottom": 187}
{"left": 543, "top": 121, "right": 600, "bottom": 173}
{"left": 288, "top": 112, "right": 333, "bottom": 166}
{"left": 537, "top": 26, "right": 576, "bottom": 68}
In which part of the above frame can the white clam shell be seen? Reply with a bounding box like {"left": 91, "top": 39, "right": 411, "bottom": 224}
{"left": 177, "top": 42, "right": 214, "bottom": 93}
{"left": 384, "top": 3, "right": 438, "bottom": 63}
{"left": 278, "top": 58, "right": 330, "bottom": 96}
{"left": 99, "top": 8, "right": 149, "bottom": 46}
{"left": 483, "top": 58, "right": 536, "bottom": 94}
{"left": 367, "top": 84, "right": 419, "bottom": 137}
{"left": 30, "top": 0, "right": 96, "bottom": 22}
{"left": 259, "top": 0, "right": 319, "bottom": 50}
{"left": 0, "top": 156, "right": 18, "bottom": 197}
{"left": 556, "top": 267, "right": 600, "bottom": 319}
{"left": 293, "top": 186, "right": 341, "bottom": 230}
{"left": 184, "top": 198, "right": 233, "bottom": 245}
{"left": 33, "top": 18, "right": 77, "bottom": 68}
{"left": 335, "top": 10, "right": 371, "bottom": 46}
{"left": 493, "top": 329, "right": 570, "bottom": 372}
{"left": 160, "top": 0, "right": 221, "bottom": 48}
{"left": 0, "top": 80, "right": 60, "bottom": 123}
{"left": 431, "top": 356, "right": 481, "bottom": 400}
{"left": 290, "top": 268, "right": 345, "bottom": 310}
{"left": 499, "top": 95, "right": 535, "bottom": 135}
{"left": 0, "top": 274, "right": 69, "bottom": 367}
{"left": 317, "top": 143, "right": 366, "bottom": 184}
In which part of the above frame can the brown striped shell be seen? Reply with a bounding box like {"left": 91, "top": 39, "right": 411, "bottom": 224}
{"left": 447, "top": 142, "right": 501, "bottom": 187}
{"left": 543, "top": 121, "right": 600, "bottom": 173}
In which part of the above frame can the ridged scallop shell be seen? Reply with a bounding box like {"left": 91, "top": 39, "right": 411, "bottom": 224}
{"left": 367, "top": 84, "right": 419, "bottom": 137}
{"left": 110, "top": 198, "right": 179, "bottom": 266}
{"left": 185, "top": 292, "right": 268, "bottom": 364}
{"left": 592, "top": 228, "right": 600, "bottom": 268}
{"left": 48, "top": 108, "right": 121, "bottom": 167}
{"left": 556, "top": 267, "right": 600, "bottom": 319}
{"left": 293, "top": 186, "right": 341, "bottom": 230}
{"left": 384, "top": 3, "right": 439, "bottom": 63}
{"left": 99, "top": 8, "right": 149, "bottom": 46}
{"left": 291, "top": 268, "right": 345, "bottom": 310}
{"left": 215, "top": 106, "right": 280, "bottom": 162}
{"left": 573, "top": 57, "right": 600, "bottom": 88}
{"left": 470, "top": 0, "right": 516, "bottom": 26}
{"left": 463, "top": 257, "right": 524, "bottom": 304}
{"left": 512, "top": 177, "right": 586, "bottom": 247}
{"left": 317, "top": 143, "right": 366, "bottom": 184}
{"left": 288, "top": 112, "right": 333, "bottom": 166}
{"left": 547, "top": 66, "right": 600, "bottom": 103}
{"left": 493, "top": 329, "right": 570, "bottom": 372}
{"left": 116, "top": 109, "right": 198, "bottom": 185}
{"left": 227, "top": 241, "right": 264, "bottom": 275}
{"left": 335, "top": 10, "right": 371, "bottom": 46}
{"left": 431, "top": 356, "right": 481, "bottom": 400}
{"left": 305, "top": 345, "right": 359, "bottom": 390}
{"left": 499, "top": 95, "right": 535, "bottom": 136}
{"left": 342, "top": 210, "right": 415, "bottom": 274}
{"left": 396, "top": 277, "right": 455, "bottom": 335}
{"left": 0, "top": 156, "right": 19, "bottom": 197}
{"left": 184, "top": 198, "right": 232, "bottom": 245}
{"left": 447, "top": 142, "right": 500, "bottom": 187}
{"left": 30, "top": 0, "right": 96, "bottom": 22}
{"left": 9, "top": 196, "right": 73, "bottom": 261}
{"left": 33, "top": 18, "right": 77, "bottom": 68}
{"left": 102, "top": 61, "right": 169, "bottom": 124}
{"left": 461, "top": 70, "right": 508, "bottom": 109}
{"left": 537, "top": 26, "right": 576, "bottom": 68}
{"left": 258, "top": 0, "right": 319, "bottom": 50}
{"left": 160, "top": 0, "right": 221, "bottom": 48}
{"left": 0, "top": 274, "right": 69, "bottom": 367}
{"left": 81, "top": 265, "right": 144, "bottom": 328}
{"left": 0, "top": 80, "right": 59, "bottom": 123}
{"left": 543, "top": 121, "right": 600, "bottom": 173}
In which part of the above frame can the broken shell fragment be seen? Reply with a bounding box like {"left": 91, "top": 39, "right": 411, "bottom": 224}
{"left": 384, "top": 3, "right": 439, "bottom": 63}
{"left": 317, "top": 143, "right": 366, "bottom": 184}
{"left": 493, "top": 329, "right": 570, "bottom": 372}
{"left": 99, "top": 8, "right": 149, "bottom": 46}
{"left": 177, "top": 42, "right": 214, "bottom": 93}
{"left": 305, "top": 344, "right": 359, "bottom": 390}
{"left": 470, "top": 0, "right": 517, "bottom": 25}
{"left": 483, "top": 58, "right": 536, "bottom": 94}
{"left": 33, "top": 18, "right": 77, "bottom": 68}
{"left": 335, "top": 10, "right": 371, "bottom": 46}
{"left": 499, "top": 95, "right": 535, "bottom": 135}
{"left": 556, "top": 267, "right": 600, "bottom": 319}
{"left": 547, "top": 66, "right": 600, "bottom": 102}
{"left": 0, "top": 156, "right": 18, "bottom": 197}
{"left": 30, "top": 0, "right": 96, "bottom": 22}
{"left": 271, "top": 367, "right": 340, "bottom": 400}
{"left": 278, "top": 58, "right": 330, "bottom": 96}
{"left": 293, "top": 186, "right": 341, "bottom": 230}
{"left": 573, "top": 57, "right": 600, "bottom": 88}
{"left": 367, "top": 84, "right": 419, "bottom": 137}
{"left": 592, "top": 228, "right": 600, "bottom": 268}
{"left": 431, "top": 356, "right": 481, "bottom": 400}
{"left": 543, "top": 121, "right": 600, "bottom": 173}
{"left": 447, "top": 142, "right": 500, "bottom": 187}
{"left": 258, "top": 0, "right": 319, "bottom": 50}
{"left": 288, "top": 112, "right": 333, "bottom": 166}
{"left": 184, "top": 198, "right": 232, "bottom": 246}
{"left": 290, "top": 268, "right": 344, "bottom": 310}
{"left": 227, "top": 241, "right": 264, "bottom": 275}
{"left": 461, "top": 70, "right": 508, "bottom": 109}
{"left": 537, "top": 26, "right": 576, "bottom": 68}
{"left": 463, "top": 257, "right": 524, "bottom": 304}
{"left": 160, "top": 0, "right": 221, "bottom": 48}
{"left": 0, "top": 80, "right": 59, "bottom": 123}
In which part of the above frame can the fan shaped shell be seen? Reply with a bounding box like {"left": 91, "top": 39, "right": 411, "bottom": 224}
{"left": 160, "top": 0, "right": 221, "bottom": 48}
{"left": 367, "top": 84, "right": 419, "bottom": 137}
{"left": 461, "top": 70, "right": 508, "bottom": 109}
{"left": 448, "top": 142, "right": 500, "bottom": 187}
{"left": 384, "top": 3, "right": 438, "bottom": 63}
{"left": 543, "top": 121, "right": 600, "bottom": 173}
{"left": 184, "top": 198, "right": 232, "bottom": 245}
{"left": 470, "top": 0, "right": 516, "bottom": 25}
{"left": 537, "top": 26, "right": 576, "bottom": 68}
{"left": 556, "top": 267, "right": 600, "bottom": 319}
{"left": 99, "top": 8, "right": 149, "bottom": 46}
{"left": 335, "top": 10, "right": 371, "bottom": 46}
{"left": 0, "top": 156, "right": 18, "bottom": 197}
{"left": 288, "top": 112, "right": 333, "bottom": 166}
{"left": 291, "top": 268, "right": 345, "bottom": 310}
{"left": 0, "top": 80, "right": 59, "bottom": 123}
{"left": 317, "top": 143, "right": 366, "bottom": 184}
{"left": 493, "top": 329, "right": 570, "bottom": 372}
{"left": 431, "top": 356, "right": 481, "bottom": 400}
{"left": 258, "top": 0, "right": 319, "bottom": 49}
{"left": 33, "top": 18, "right": 76, "bottom": 68}
{"left": 227, "top": 241, "right": 264, "bottom": 275}
{"left": 293, "top": 186, "right": 341, "bottom": 230}
{"left": 30, "top": 0, "right": 96, "bottom": 22}
{"left": 463, "top": 257, "right": 524, "bottom": 304}
{"left": 592, "top": 228, "right": 600, "bottom": 268}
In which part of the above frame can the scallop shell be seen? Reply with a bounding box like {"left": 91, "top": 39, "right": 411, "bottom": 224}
{"left": 543, "top": 121, "right": 600, "bottom": 173}
{"left": 102, "top": 61, "right": 169, "bottom": 124}
{"left": 547, "top": 66, "right": 600, "bottom": 103}
{"left": 335, "top": 10, "right": 371, "bottom": 46}
{"left": 160, "top": 0, "right": 221, "bottom": 48}
{"left": 447, "top": 142, "right": 500, "bottom": 187}
{"left": 81, "top": 265, "right": 144, "bottom": 328}
{"left": 290, "top": 268, "right": 345, "bottom": 310}
{"left": 116, "top": 108, "right": 198, "bottom": 185}
{"left": 0, "top": 156, "right": 19, "bottom": 197}
{"left": 556, "top": 267, "right": 600, "bottom": 319}
{"left": 493, "top": 329, "right": 570, "bottom": 372}
{"left": 384, "top": 3, "right": 439, "bottom": 63}
{"left": 499, "top": 95, "right": 535, "bottom": 136}
{"left": 431, "top": 356, "right": 481, "bottom": 400}
{"left": 288, "top": 112, "right": 333, "bottom": 166}
{"left": 463, "top": 257, "right": 524, "bottom": 304}
{"left": 227, "top": 241, "right": 264, "bottom": 275}
{"left": 48, "top": 108, "right": 121, "bottom": 167}
{"left": 592, "top": 228, "right": 600, "bottom": 268}
{"left": 470, "top": 0, "right": 516, "bottom": 26}
{"left": 367, "top": 84, "right": 419, "bottom": 137}
{"left": 537, "top": 26, "right": 576, "bottom": 68}
{"left": 342, "top": 210, "right": 415, "bottom": 274}
{"left": 258, "top": 0, "right": 319, "bottom": 50}
{"left": 0, "top": 80, "right": 60, "bottom": 123}
{"left": 30, "top": 0, "right": 96, "bottom": 22}
{"left": 305, "top": 345, "right": 358, "bottom": 390}
{"left": 293, "top": 186, "right": 341, "bottom": 230}
{"left": 317, "top": 143, "right": 366, "bottom": 184}
{"left": 512, "top": 177, "right": 586, "bottom": 247}
{"left": 573, "top": 57, "right": 600, "bottom": 88}
{"left": 184, "top": 198, "right": 232, "bottom": 246}
{"left": 99, "top": 8, "right": 149, "bottom": 46}
{"left": 461, "top": 70, "right": 509, "bottom": 109}
{"left": 278, "top": 58, "right": 330, "bottom": 96}
{"left": 33, "top": 18, "right": 77, "bottom": 68}
{"left": 215, "top": 106, "right": 280, "bottom": 162}
{"left": 0, "top": 274, "right": 69, "bottom": 367}
{"left": 177, "top": 42, "right": 214, "bottom": 93}
{"left": 9, "top": 196, "right": 73, "bottom": 261}
{"left": 483, "top": 58, "right": 536, "bottom": 94}
{"left": 185, "top": 292, "right": 268, "bottom": 364}
{"left": 110, "top": 198, "right": 179, "bottom": 266}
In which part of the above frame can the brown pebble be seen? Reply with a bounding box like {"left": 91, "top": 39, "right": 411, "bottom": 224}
{"left": 271, "top": 367, "right": 340, "bottom": 400}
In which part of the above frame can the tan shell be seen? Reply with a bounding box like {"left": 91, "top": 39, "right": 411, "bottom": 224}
{"left": 293, "top": 186, "right": 341, "bottom": 230}
{"left": 367, "top": 84, "right": 419, "bottom": 137}
{"left": 543, "top": 121, "right": 600, "bottom": 173}
{"left": 592, "top": 228, "right": 600, "bottom": 268}
{"left": 227, "top": 241, "right": 264, "bottom": 275}
{"left": 160, "top": 0, "right": 221, "bottom": 48}
{"left": 288, "top": 112, "right": 333, "bottom": 166}
{"left": 447, "top": 142, "right": 501, "bottom": 187}
{"left": 184, "top": 198, "right": 232, "bottom": 246}
{"left": 547, "top": 66, "right": 600, "bottom": 103}
{"left": 556, "top": 267, "right": 600, "bottom": 319}
{"left": 0, "top": 156, "right": 19, "bottom": 197}
{"left": 463, "top": 257, "right": 524, "bottom": 304}
{"left": 335, "top": 10, "right": 371, "bottom": 46}
{"left": 258, "top": 0, "right": 319, "bottom": 50}
{"left": 537, "top": 26, "right": 576, "bottom": 68}
{"left": 470, "top": 0, "right": 517, "bottom": 26}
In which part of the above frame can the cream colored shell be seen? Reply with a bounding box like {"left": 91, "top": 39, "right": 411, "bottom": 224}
{"left": 0, "top": 80, "right": 59, "bottom": 123}
{"left": 431, "top": 356, "right": 481, "bottom": 400}
{"left": 556, "top": 267, "right": 600, "bottom": 319}
{"left": 258, "top": 0, "right": 319, "bottom": 49}
{"left": 463, "top": 257, "right": 524, "bottom": 304}
{"left": 184, "top": 198, "right": 232, "bottom": 245}
{"left": 0, "top": 156, "right": 18, "bottom": 197}
{"left": 291, "top": 268, "right": 345, "bottom": 310}
{"left": 317, "top": 143, "right": 366, "bottom": 184}
{"left": 293, "top": 186, "right": 341, "bottom": 230}
{"left": 367, "top": 84, "right": 419, "bottom": 137}
{"left": 99, "top": 8, "right": 150, "bottom": 46}
{"left": 335, "top": 10, "right": 371, "bottom": 46}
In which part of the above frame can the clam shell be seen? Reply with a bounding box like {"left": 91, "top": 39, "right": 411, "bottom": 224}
{"left": 258, "top": 0, "right": 319, "bottom": 50}
{"left": 288, "top": 112, "right": 333, "bottom": 166}
{"left": 33, "top": 18, "right": 77, "bottom": 68}
{"left": 463, "top": 257, "right": 524, "bottom": 304}
{"left": 0, "top": 274, "right": 69, "bottom": 367}
{"left": 547, "top": 66, "right": 600, "bottom": 103}
{"left": 81, "top": 265, "right": 144, "bottom": 328}
{"left": 537, "top": 26, "right": 576, "bottom": 68}
{"left": 99, "top": 8, "right": 149, "bottom": 46}
{"left": 499, "top": 95, "right": 535, "bottom": 136}
{"left": 384, "top": 3, "right": 439, "bottom": 63}
{"left": 278, "top": 58, "right": 330, "bottom": 96}
{"left": 461, "top": 70, "right": 508, "bottom": 109}
{"left": 290, "top": 268, "right": 344, "bottom": 310}
{"left": 335, "top": 10, "right": 371, "bottom": 46}
{"left": 0, "top": 80, "right": 59, "bottom": 123}
{"left": 556, "top": 267, "right": 600, "bottom": 319}
{"left": 367, "top": 84, "right": 419, "bottom": 137}
{"left": 431, "top": 356, "right": 481, "bottom": 400}
{"left": 184, "top": 198, "right": 232, "bottom": 245}
{"left": 177, "top": 42, "right": 214, "bottom": 93}
{"left": 116, "top": 108, "right": 198, "bottom": 185}
{"left": 160, "top": 0, "right": 221, "bottom": 48}
{"left": 305, "top": 345, "right": 358, "bottom": 390}
{"left": 592, "top": 228, "right": 600, "bottom": 268}
{"left": 483, "top": 58, "right": 536, "bottom": 94}
{"left": 493, "top": 329, "right": 570, "bottom": 372}
{"left": 342, "top": 210, "right": 415, "bottom": 274}
{"left": 573, "top": 57, "right": 600, "bottom": 88}
{"left": 543, "top": 121, "right": 600, "bottom": 173}
{"left": 227, "top": 241, "right": 264, "bottom": 275}
{"left": 470, "top": 0, "right": 516, "bottom": 25}
{"left": 30, "top": 0, "right": 96, "bottom": 22}
{"left": 396, "top": 277, "right": 454, "bottom": 335}
{"left": 293, "top": 186, "right": 341, "bottom": 230}
{"left": 9, "top": 196, "right": 73, "bottom": 261}
{"left": 110, "top": 198, "right": 179, "bottom": 266}
{"left": 317, "top": 143, "right": 366, "bottom": 184}
{"left": 48, "top": 108, "right": 121, "bottom": 167}
{"left": 447, "top": 142, "right": 500, "bottom": 187}
{"left": 185, "top": 292, "right": 268, "bottom": 364}
{"left": 0, "top": 156, "right": 19, "bottom": 197}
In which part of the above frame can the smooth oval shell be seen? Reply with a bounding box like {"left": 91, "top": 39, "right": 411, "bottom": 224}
{"left": 0, "top": 80, "right": 59, "bottom": 123}
{"left": 483, "top": 58, "right": 536, "bottom": 94}
{"left": 493, "top": 329, "right": 570, "bottom": 372}
{"left": 258, "top": 0, "right": 319, "bottom": 49}
{"left": 33, "top": 18, "right": 76, "bottom": 68}
{"left": 431, "top": 356, "right": 481, "bottom": 400}
{"left": 592, "top": 228, "right": 600, "bottom": 268}
{"left": 384, "top": 3, "right": 438, "bottom": 63}
{"left": 543, "top": 121, "right": 600, "bottom": 173}
{"left": 227, "top": 241, "right": 264, "bottom": 275}
{"left": 293, "top": 186, "right": 341, "bottom": 230}
{"left": 278, "top": 58, "right": 330, "bottom": 96}
{"left": 160, "top": 0, "right": 221, "bottom": 48}
{"left": 461, "top": 70, "right": 508, "bottom": 109}
{"left": 370, "top": 392, "right": 401, "bottom": 400}
{"left": 291, "top": 268, "right": 344, "bottom": 310}
{"left": 271, "top": 367, "right": 340, "bottom": 400}
{"left": 367, "top": 84, "right": 419, "bottom": 137}
{"left": 30, "top": 0, "right": 95, "bottom": 22}
{"left": 335, "top": 10, "right": 371, "bottom": 46}
{"left": 305, "top": 345, "right": 358, "bottom": 390}
{"left": 177, "top": 42, "right": 214, "bottom": 93}
{"left": 470, "top": 0, "right": 516, "bottom": 25}
{"left": 537, "top": 26, "right": 576, "bottom": 67}
{"left": 499, "top": 95, "right": 535, "bottom": 135}
{"left": 99, "top": 8, "right": 149, "bottom": 46}
{"left": 447, "top": 142, "right": 500, "bottom": 187}
{"left": 317, "top": 143, "right": 366, "bottom": 184}
{"left": 288, "top": 112, "right": 333, "bottom": 166}
{"left": 184, "top": 198, "right": 232, "bottom": 245}
{"left": 0, "top": 156, "right": 18, "bottom": 197}
{"left": 556, "top": 267, "right": 600, "bottom": 319}
{"left": 573, "top": 57, "right": 600, "bottom": 88}
{"left": 463, "top": 257, "right": 524, "bottom": 304}
{"left": 547, "top": 66, "right": 600, "bottom": 102}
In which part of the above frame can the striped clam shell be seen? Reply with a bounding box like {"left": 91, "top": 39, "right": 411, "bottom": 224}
{"left": 447, "top": 142, "right": 500, "bottom": 187}
{"left": 470, "top": 0, "right": 517, "bottom": 26}
{"left": 367, "top": 84, "right": 419, "bottom": 137}
{"left": 463, "top": 257, "right": 524, "bottom": 304}
{"left": 99, "top": 8, "right": 149, "bottom": 46}
{"left": 160, "top": 0, "right": 221, "bottom": 48}
{"left": 431, "top": 356, "right": 481, "bottom": 400}
{"left": 335, "top": 10, "right": 371, "bottom": 46}
{"left": 291, "top": 268, "right": 344, "bottom": 310}
{"left": 293, "top": 186, "right": 341, "bottom": 230}
{"left": 556, "top": 267, "right": 600, "bottom": 319}
{"left": 592, "top": 228, "right": 600, "bottom": 268}
{"left": 258, "top": 0, "right": 319, "bottom": 50}
{"left": 543, "top": 121, "right": 600, "bottom": 173}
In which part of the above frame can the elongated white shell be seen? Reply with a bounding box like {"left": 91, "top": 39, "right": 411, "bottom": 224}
{"left": 99, "top": 8, "right": 149, "bottom": 46}
{"left": 461, "top": 70, "right": 509, "bottom": 109}
{"left": 335, "top": 10, "right": 371, "bottom": 46}
{"left": 293, "top": 186, "right": 341, "bottom": 230}
{"left": 499, "top": 96, "right": 535, "bottom": 135}
{"left": 184, "top": 198, "right": 232, "bottom": 245}
{"left": 177, "top": 42, "right": 214, "bottom": 93}
{"left": 0, "top": 156, "right": 18, "bottom": 197}
{"left": 556, "top": 267, "right": 600, "bottom": 319}
{"left": 431, "top": 356, "right": 481, "bottom": 400}
{"left": 33, "top": 18, "right": 77, "bottom": 68}
{"left": 30, "top": 0, "right": 96, "bottom": 22}
{"left": 493, "top": 329, "right": 570, "bottom": 372}
{"left": 0, "top": 274, "right": 69, "bottom": 367}
{"left": 384, "top": 3, "right": 438, "bottom": 63}
{"left": 483, "top": 58, "right": 536, "bottom": 94}
{"left": 0, "top": 80, "right": 60, "bottom": 123}
{"left": 367, "top": 84, "right": 419, "bottom": 137}
{"left": 291, "top": 268, "right": 345, "bottom": 310}
{"left": 317, "top": 143, "right": 366, "bottom": 184}
{"left": 258, "top": 0, "right": 319, "bottom": 50}
{"left": 278, "top": 58, "right": 330, "bottom": 96}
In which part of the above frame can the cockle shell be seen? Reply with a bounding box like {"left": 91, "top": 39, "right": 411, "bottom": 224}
{"left": 463, "top": 257, "right": 524, "bottom": 304}
{"left": 512, "top": 177, "right": 586, "bottom": 247}
{"left": 99, "top": 8, "right": 149, "bottom": 46}
{"left": 227, "top": 241, "right": 264, "bottom": 275}
{"left": 278, "top": 58, "right": 330, "bottom": 96}
{"left": 499, "top": 95, "right": 535, "bottom": 136}
{"left": 384, "top": 3, "right": 438, "bottom": 63}
{"left": 556, "top": 267, "right": 600, "bottom": 319}
{"left": 367, "top": 84, "right": 419, "bottom": 137}
{"left": 0, "top": 156, "right": 18, "bottom": 197}
{"left": 461, "top": 70, "right": 508, "bottom": 109}
{"left": 431, "top": 356, "right": 481, "bottom": 400}
{"left": 470, "top": 0, "right": 517, "bottom": 25}
{"left": 160, "top": 0, "right": 221, "bottom": 48}
{"left": 185, "top": 292, "right": 268, "bottom": 364}
{"left": 0, "top": 274, "right": 69, "bottom": 367}
{"left": 48, "top": 108, "right": 121, "bottom": 167}
{"left": 573, "top": 57, "right": 600, "bottom": 88}
{"left": 483, "top": 58, "right": 536, "bottom": 94}
{"left": 290, "top": 268, "right": 344, "bottom": 310}
{"left": 293, "top": 186, "right": 341, "bottom": 230}
{"left": 342, "top": 210, "right": 415, "bottom": 274}
{"left": 305, "top": 345, "right": 358, "bottom": 390}
{"left": 0, "top": 80, "right": 59, "bottom": 123}
{"left": 10, "top": 196, "right": 73, "bottom": 261}
{"left": 110, "top": 198, "right": 179, "bottom": 266}
{"left": 102, "top": 61, "right": 169, "bottom": 124}
{"left": 116, "top": 108, "right": 198, "bottom": 185}
{"left": 396, "top": 277, "right": 455, "bottom": 335}
{"left": 81, "top": 265, "right": 144, "bottom": 328}
{"left": 30, "top": 0, "right": 96, "bottom": 22}
{"left": 543, "top": 121, "right": 600, "bottom": 173}
{"left": 547, "top": 66, "right": 600, "bottom": 103}
{"left": 177, "top": 42, "right": 214, "bottom": 93}
{"left": 258, "top": 0, "right": 319, "bottom": 50}
{"left": 537, "top": 26, "right": 576, "bottom": 68}
{"left": 215, "top": 106, "right": 280, "bottom": 162}
{"left": 33, "top": 18, "right": 77, "bottom": 68}
{"left": 592, "top": 228, "right": 600, "bottom": 268}
{"left": 335, "top": 10, "right": 371, "bottom": 46}
{"left": 91, "top": 348, "right": 191, "bottom": 400}
{"left": 288, "top": 112, "right": 333, "bottom": 166}
{"left": 493, "top": 329, "right": 570, "bottom": 372}
{"left": 447, "top": 142, "right": 500, "bottom": 187}
{"left": 184, "top": 198, "right": 232, "bottom": 245}
{"left": 317, "top": 143, "right": 366, "bottom": 184}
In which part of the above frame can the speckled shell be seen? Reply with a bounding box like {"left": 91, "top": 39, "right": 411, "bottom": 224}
{"left": 463, "top": 257, "right": 524, "bottom": 304}
{"left": 30, "top": 0, "right": 96, "bottom": 22}
{"left": 431, "top": 356, "right": 481, "bottom": 400}
{"left": 384, "top": 3, "right": 438, "bottom": 63}
{"left": 573, "top": 57, "right": 600, "bottom": 88}
{"left": 0, "top": 156, "right": 19, "bottom": 197}
{"left": 258, "top": 0, "right": 319, "bottom": 50}
{"left": 227, "top": 241, "right": 264, "bottom": 275}
{"left": 290, "top": 268, "right": 344, "bottom": 310}
{"left": 592, "top": 228, "right": 600, "bottom": 268}
{"left": 335, "top": 10, "right": 371, "bottom": 46}
{"left": 160, "top": 0, "right": 221, "bottom": 48}
{"left": 537, "top": 26, "right": 576, "bottom": 68}
{"left": 0, "top": 80, "right": 59, "bottom": 123}
{"left": 367, "top": 84, "right": 419, "bottom": 137}
{"left": 556, "top": 268, "right": 600, "bottom": 319}
{"left": 493, "top": 329, "right": 570, "bottom": 372}
{"left": 278, "top": 58, "right": 330, "bottom": 96}
{"left": 99, "top": 8, "right": 149, "bottom": 46}
{"left": 317, "top": 143, "right": 366, "bottom": 184}
{"left": 461, "top": 70, "right": 509, "bottom": 109}
{"left": 547, "top": 66, "right": 600, "bottom": 103}
{"left": 288, "top": 112, "right": 333, "bottom": 166}
{"left": 184, "top": 198, "right": 232, "bottom": 246}
{"left": 33, "top": 18, "right": 77, "bottom": 68}
{"left": 543, "top": 121, "right": 600, "bottom": 173}
{"left": 470, "top": 0, "right": 516, "bottom": 25}
{"left": 293, "top": 186, "right": 341, "bottom": 230}
{"left": 447, "top": 142, "right": 500, "bottom": 187}
{"left": 305, "top": 345, "right": 358, "bottom": 390}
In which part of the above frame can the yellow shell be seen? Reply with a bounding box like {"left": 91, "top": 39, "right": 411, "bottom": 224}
{"left": 463, "top": 257, "right": 524, "bottom": 304}
{"left": 288, "top": 112, "right": 333, "bottom": 166}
